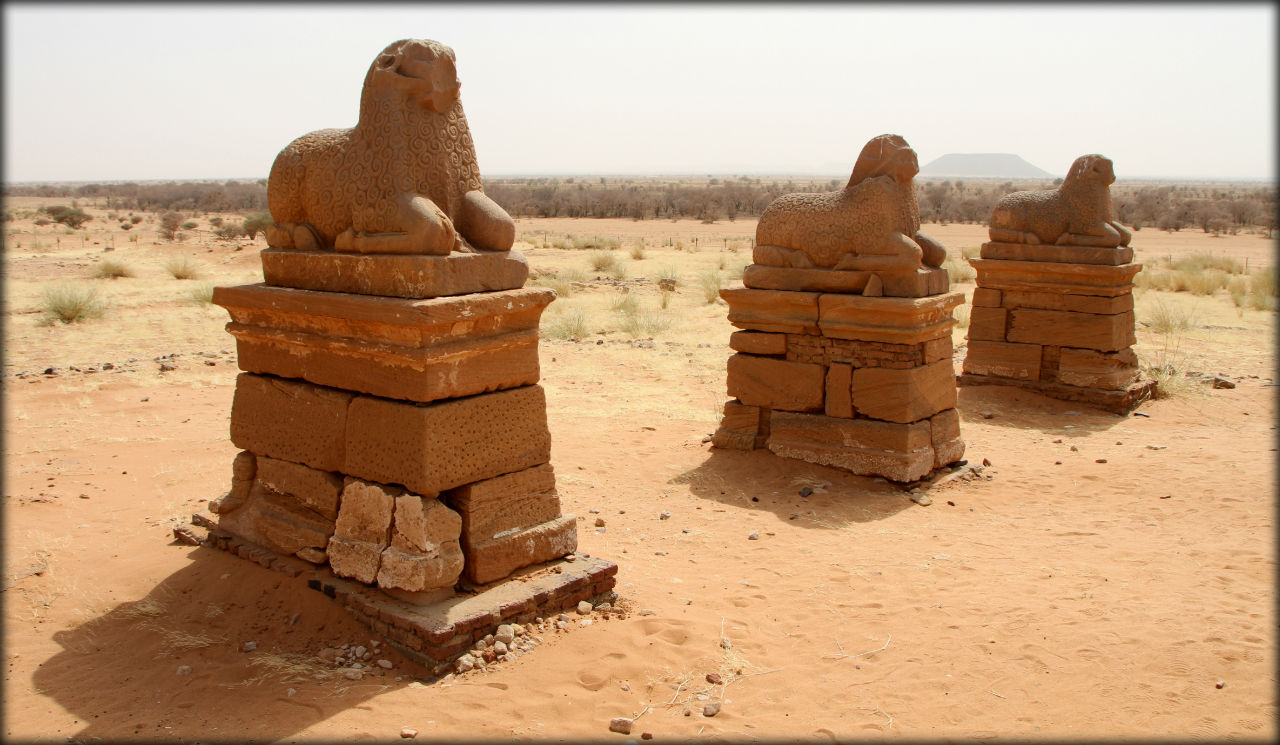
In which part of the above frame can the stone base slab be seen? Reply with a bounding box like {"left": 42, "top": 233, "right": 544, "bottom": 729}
{"left": 200, "top": 527, "right": 616, "bottom": 676}
{"left": 742, "top": 264, "right": 949, "bottom": 297}
{"left": 214, "top": 284, "right": 553, "bottom": 403}
{"left": 260, "top": 248, "right": 530, "bottom": 299}
{"left": 721, "top": 284, "right": 963, "bottom": 344}
{"left": 969, "top": 258, "right": 1142, "bottom": 297}
{"left": 980, "top": 241, "right": 1134, "bottom": 265}
{"left": 957, "top": 373, "right": 1157, "bottom": 414}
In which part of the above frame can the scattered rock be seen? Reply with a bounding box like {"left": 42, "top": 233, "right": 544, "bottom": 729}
{"left": 343, "top": 669, "right": 363, "bottom": 680}
{"left": 683, "top": 707, "right": 692, "bottom": 717}
{"left": 287, "top": 688, "right": 296, "bottom": 697}
{"left": 1212, "top": 376, "right": 1236, "bottom": 389}
{"left": 1215, "top": 680, "right": 1226, "bottom": 689}
{"left": 495, "top": 624, "right": 516, "bottom": 645}
{"left": 400, "top": 728, "right": 418, "bottom": 739}
{"left": 609, "top": 717, "right": 634, "bottom": 734}
{"left": 595, "top": 517, "right": 606, "bottom": 527}
{"left": 981, "top": 457, "right": 992, "bottom": 467}
{"left": 706, "top": 672, "right": 723, "bottom": 685}
{"left": 703, "top": 702, "right": 722, "bottom": 717}
{"left": 1069, "top": 445, "right": 1079, "bottom": 452}
{"left": 719, "top": 637, "right": 732, "bottom": 650}
{"left": 641, "top": 733, "right": 653, "bottom": 740}
{"left": 1095, "top": 459, "right": 1108, "bottom": 464}
{"left": 659, "top": 510, "right": 670, "bottom": 520}
{"left": 798, "top": 486, "right": 813, "bottom": 498}
{"left": 1133, "top": 411, "right": 1150, "bottom": 418}
{"left": 1146, "top": 444, "right": 1167, "bottom": 450}
{"left": 159, "top": 362, "right": 177, "bottom": 372}
{"left": 747, "top": 531, "right": 759, "bottom": 540}
{"left": 455, "top": 654, "right": 476, "bottom": 673}
{"left": 980, "top": 411, "right": 995, "bottom": 419}
{"left": 493, "top": 641, "right": 508, "bottom": 656}
{"left": 242, "top": 641, "right": 257, "bottom": 653}
{"left": 176, "top": 665, "right": 192, "bottom": 676}
{"left": 172, "top": 525, "right": 205, "bottom": 546}
{"left": 377, "top": 659, "right": 393, "bottom": 669}
{"left": 910, "top": 493, "right": 932, "bottom": 506}
{"left": 577, "top": 600, "right": 593, "bottom": 615}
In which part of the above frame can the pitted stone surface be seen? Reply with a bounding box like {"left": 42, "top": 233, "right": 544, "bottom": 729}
{"left": 988, "top": 154, "right": 1131, "bottom": 248}
{"left": 344, "top": 385, "right": 552, "bottom": 496}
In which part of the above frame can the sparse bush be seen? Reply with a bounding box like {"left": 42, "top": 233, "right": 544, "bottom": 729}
{"left": 41, "top": 283, "right": 105, "bottom": 324}
{"left": 1184, "top": 269, "right": 1227, "bottom": 296}
{"left": 181, "top": 220, "right": 198, "bottom": 230}
{"left": 120, "top": 222, "right": 133, "bottom": 231}
{"left": 588, "top": 251, "right": 618, "bottom": 272}
{"left": 698, "top": 270, "right": 723, "bottom": 303}
{"left": 542, "top": 307, "right": 589, "bottom": 340}
{"left": 165, "top": 256, "right": 202, "bottom": 280}
{"left": 942, "top": 257, "right": 976, "bottom": 283}
{"left": 41, "top": 205, "right": 92, "bottom": 229}
{"left": 610, "top": 291, "right": 639, "bottom": 315}
{"left": 652, "top": 265, "right": 680, "bottom": 287}
{"left": 34, "top": 217, "right": 50, "bottom": 227}
{"left": 215, "top": 222, "right": 245, "bottom": 240}
{"left": 619, "top": 309, "right": 671, "bottom": 337}
{"left": 960, "top": 245, "right": 981, "bottom": 260}
{"left": 159, "top": 211, "right": 184, "bottom": 240}
{"left": 209, "top": 216, "right": 224, "bottom": 228}
{"left": 187, "top": 283, "right": 215, "bottom": 304}
{"left": 1248, "top": 267, "right": 1277, "bottom": 310}
{"left": 1144, "top": 296, "right": 1195, "bottom": 335}
{"left": 90, "top": 259, "right": 134, "bottom": 279}
{"left": 130, "top": 215, "right": 143, "bottom": 224}
{"left": 630, "top": 241, "right": 647, "bottom": 260}
{"left": 241, "top": 211, "right": 273, "bottom": 240}
{"left": 532, "top": 276, "right": 574, "bottom": 298}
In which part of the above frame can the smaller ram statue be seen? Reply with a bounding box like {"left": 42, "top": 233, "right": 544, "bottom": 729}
{"left": 988, "top": 154, "right": 1131, "bottom": 248}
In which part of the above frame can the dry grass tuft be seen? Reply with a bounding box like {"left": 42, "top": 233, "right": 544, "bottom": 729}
{"left": 40, "top": 283, "right": 106, "bottom": 324}
{"left": 89, "top": 258, "right": 135, "bottom": 279}
{"left": 165, "top": 255, "right": 202, "bottom": 280}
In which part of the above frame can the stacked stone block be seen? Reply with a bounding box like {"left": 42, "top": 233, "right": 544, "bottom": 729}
{"left": 210, "top": 250, "right": 581, "bottom": 596}
{"left": 959, "top": 242, "right": 1156, "bottom": 412}
{"left": 714, "top": 285, "right": 966, "bottom": 483}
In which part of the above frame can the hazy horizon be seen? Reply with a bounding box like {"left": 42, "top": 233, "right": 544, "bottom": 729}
{"left": 4, "top": 3, "right": 1275, "bottom": 184}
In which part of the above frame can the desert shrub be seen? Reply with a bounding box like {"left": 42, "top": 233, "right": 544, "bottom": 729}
{"left": 241, "top": 211, "right": 273, "bottom": 239}
{"left": 215, "top": 222, "right": 245, "bottom": 240}
{"left": 34, "top": 217, "right": 51, "bottom": 226}
{"left": 1169, "top": 252, "right": 1244, "bottom": 275}
{"left": 159, "top": 211, "right": 184, "bottom": 240}
{"left": 588, "top": 251, "right": 618, "bottom": 272}
{"left": 90, "top": 258, "right": 135, "bottom": 279}
{"left": 209, "top": 216, "right": 224, "bottom": 228}
{"left": 629, "top": 241, "right": 647, "bottom": 260}
{"left": 165, "top": 255, "right": 202, "bottom": 280}
{"left": 606, "top": 260, "right": 629, "bottom": 279}
{"left": 1227, "top": 276, "right": 1248, "bottom": 307}
{"left": 130, "top": 215, "right": 143, "bottom": 224}
{"left": 1184, "top": 269, "right": 1227, "bottom": 296}
{"left": 182, "top": 220, "right": 198, "bottom": 230}
{"left": 652, "top": 265, "right": 680, "bottom": 286}
{"left": 610, "top": 291, "right": 639, "bottom": 315}
{"left": 542, "top": 307, "right": 589, "bottom": 340}
{"left": 1248, "top": 267, "right": 1277, "bottom": 310}
{"left": 960, "top": 245, "right": 981, "bottom": 260}
{"left": 187, "top": 283, "right": 215, "bottom": 305}
{"left": 1144, "top": 296, "right": 1194, "bottom": 335}
{"left": 942, "top": 257, "right": 976, "bottom": 283}
{"left": 698, "top": 270, "right": 723, "bottom": 303}
{"left": 619, "top": 309, "right": 671, "bottom": 337}
{"left": 120, "top": 222, "right": 133, "bottom": 231}
{"left": 532, "top": 274, "right": 574, "bottom": 298}
{"left": 41, "top": 205, "right": 92, "bottom": 228}
{"left": 41, "top": 283, "right": 105, "bottom": 324}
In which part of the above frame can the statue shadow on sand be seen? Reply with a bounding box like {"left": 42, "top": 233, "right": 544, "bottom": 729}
{"left": 33, "top": 544, "right": 426, "bottom": 743}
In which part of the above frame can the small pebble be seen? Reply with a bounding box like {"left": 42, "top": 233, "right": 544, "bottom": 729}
{"left": 580, "top": 619, "right": 594, "bottom": 627}
{"left": 1215, "top": 680, "right": 1225, "bottom": 689}
{"left": 910, "top": 493, "right": 932, "bottom": 506}
{"left": 1096, "top": 458, "right": 1108, "bottom": 464}
{"left": 377, "top": 659, "right": 393, "bottom": 669}
{"left": 706, "top": 672, "right": 723, "bottom": 684}
{"left": 659, "top": 510, "right": 670, "bottom": 520}
{"left": 176, "top": 665, "right": 192, "bottom": 676}
{"left": 642, "top": 733, "right": 653, "bottom": 740}
{"left": 981, "top": 411, "right": 995, "bottom": 419}
{"left": 400, "top": 727, "right": 418, "bottom": 739}
{"left": 703, "top": 702, "right": 722, "bottom": 717}
{"left": 577, "top": 600, "right": 592, "bottom": 615}
{"left": 242, "top": 641, "right": 257, "bottom": 653}
{"left": 594, "top": 517, "right": 605, "bottom": 527}
{"left": 343, "top": 669, "right": 363, "bottom": 680}
{"left": 982, "top": 457, "right": 992, "bottom": 467}
{"left": 287, "top": 688, "right": 296, "bottom": 697}
{"left": 1070, "top": 445, "right": 1079, "bottom": 452}
{"left": 798, "top": 486, "right": 813, "bottom": 498}
{"left": 747, "top": 531, "right": 759, "bottom": 540}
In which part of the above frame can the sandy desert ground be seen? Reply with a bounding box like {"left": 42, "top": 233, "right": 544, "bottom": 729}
{"left": 2, "top": 199, "right": 1276, "bottom": 742}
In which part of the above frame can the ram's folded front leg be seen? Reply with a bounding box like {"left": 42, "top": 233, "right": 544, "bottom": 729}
{"left": 335, "top": 194, "right": 457, "bottom": 255}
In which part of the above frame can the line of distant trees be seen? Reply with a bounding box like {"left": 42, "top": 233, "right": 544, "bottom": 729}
{"left": 5, "top": 177, "right": 1274, "bottom": 237}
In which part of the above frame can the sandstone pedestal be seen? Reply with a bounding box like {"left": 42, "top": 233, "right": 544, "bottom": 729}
{"left": 714, "top": 283, "right": 966, "bottom": 483}
{"left": 208, "top": 252, "right": 613, "bottom": 671}
{"left": 958, "top": 244, "right": 1156, "bottom": 413}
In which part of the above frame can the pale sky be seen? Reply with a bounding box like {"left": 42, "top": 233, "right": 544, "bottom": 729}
{"left": 3, "top": 3, "right": 1275, "bottom": 183}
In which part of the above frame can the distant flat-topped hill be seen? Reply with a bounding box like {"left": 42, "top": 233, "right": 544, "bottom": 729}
{"left": 919, "top": 153, "right": 1054, "bottom": 179}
